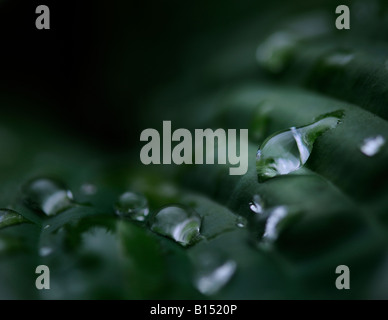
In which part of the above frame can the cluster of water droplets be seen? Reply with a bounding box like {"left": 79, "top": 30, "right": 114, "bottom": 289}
{"left": 113, "top": 191, "right": 203, "bottom": 247}
{"left": 1, "top": 170, "right": 303, "bottom": 295}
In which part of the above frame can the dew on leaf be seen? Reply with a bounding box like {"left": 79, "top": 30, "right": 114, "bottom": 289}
{"left": 262, "top": 206, "right": 288, "bottom": 242}
{"left": 193, "top": 251, "right": 237, "bottom": 296}
{"left": 114, "top": 192, "right": 149, "bottom": 222}
{"left": 256, "top": 111, "right": 343, "bottom": 181}
{"left": 360, "top": 135, "right": 385, "bottom": 157}
{"left": 23, "top": 178, "right": 75, "bottom": 216}
{"left": 150, "top": 205, "right": 201, "bottom": 247}
{"left": 249, "top": 194, "right": 264, "bottom": 214}
{"left": 235, "top": 216, "right": 247, "bottom": 228}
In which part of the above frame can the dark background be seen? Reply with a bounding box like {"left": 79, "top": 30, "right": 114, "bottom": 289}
{"left": 1, "top": 0, "right": 264, "bottom": 149}
{"left": 0, "top": 0, "right": 333, "bottom": 150}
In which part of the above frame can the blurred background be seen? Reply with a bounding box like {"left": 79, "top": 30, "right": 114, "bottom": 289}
{"left": 0, "top": 0, "right": 357, "bottom": 150}
{"left": 1, "top": 0, "right": 388, "bottom": 299}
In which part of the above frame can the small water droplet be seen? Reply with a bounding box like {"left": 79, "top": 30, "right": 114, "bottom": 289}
{"left": 43, "top": 224, "right": 51, "bottom": 230}
{"left": 0, "top": 209, "right": 28, "bottom": 229}
{"left": 193, "top": 251, "right": 236, "bottom": 296}
{"left": 262, "top": 206, "right": 288, "bottom": 242}
{"left": 360, "top": 135, "right": 385, "bottom": 157}
{"left": 114, "top": 192, "right": 149, "bottom": 222}
{"left": 80, "top": 183, "right": 97, "bottom": 195}
{"left": 256, "top": 31, "right": 297, "bottom": 73}
{"left": 150, "top": 205, "right": 201, "bottom": 246}
{"left": 325, "top": 52, "right": 354, "bottom": 67}
{"left": 23, "top": 178, "right": 75, "bottom": 216}
{"left": 235, "top": 216, "right": 247, "bottom": 228}
{"left": 249, "top": 194, "right": 264, "bottom": 214}
{"left": 256, "top": 111, "right": 343, "bottom": 181}
{"left": 39, "top": 246, "right": 53, "bottom": 257}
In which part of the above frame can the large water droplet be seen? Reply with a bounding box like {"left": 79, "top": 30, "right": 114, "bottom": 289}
{"left": 193, "top": 251, "right": 236, "bottom": 296}
{"left": 256, "top": 111, "right": 343, "bottom": 181}
{"left": 150, "top": 206, "right": 201, "bottom": 246}
{"left": 23, "top": 178, "right": 75, "bottom": 216}
{"left": 256, "top": 32, "right": 297, "bottom": 73}
{"left": 114, "top": 192, "right": 149, "bottom": 222}
{"left": 262, "top": 206, "right": 288, "bottom": 242}
{"left": 0, "top": 209, "right": 28, "bottom": 229}
{"left": 249, "top": 194, "right": 264, "bottom": 214}
{"left": 360, "top": 135, "right": 385, "bottom": 157}
{"left": 22, "top": 178, "right": 74, "bottom": 216}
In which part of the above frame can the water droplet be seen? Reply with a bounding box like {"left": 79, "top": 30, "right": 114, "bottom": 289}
{"left": 114, "top": 192, "right": 149, "bottom": 222}
{"left": 150, "top": 205, "right": 201, "bottom": 246}
{"left": 23, "top": 178, "right": 74, "bottom": 216}
{"left": 256, "top": 111, "right": 343, "bottom": 181}
{"left": 249, "top": 194, "right": 264, "bottom": 214}
{"left": 39, "top": 246, "right": 53, "bottom": 257}
{"left": 256, "top": 31, "right": 297, "bottom": 73}
{"left": 325, "top": 52, "right": 354, "bottom": 67}
{"left": 0, "top": 209, "right": 28, "bottom": 229}
{"left": 360, "top": 135, "right": 385, "bottom": 157}
{"left": 38, "top": 226, "right": 67, "bottom": 259}
{"left": 262, "top": 206, "right": 288, "bottom": 242}
{"left": 80, "top": 183, "right": 97, "bottom": 195}
{"left": 193, "top": 251, "right": 236, "bottom": 296}
{"left": 235, "top": 216, "right": 247, "bottom": 228}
